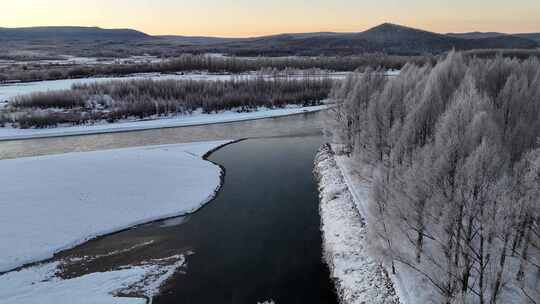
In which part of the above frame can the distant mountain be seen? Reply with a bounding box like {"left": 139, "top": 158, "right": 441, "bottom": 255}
{"left": 447, "top": 32, "right": 506, "bottom": 39}
{"left": 0, "top": 26, "right": 150, "bottom": 41}
{"left": 352, "top": 23, "right": 537, "bottom": 54}
{"left": 473, "top": 35, "right": 540, "bottom": 49}
{"left": 156, "top": 35, "right": 242, "bottom": 45}
{"left": 515, "top": 33, "right": 540, "bottom": 43}
{"left": 361, "top": 23, "right": 448, "bottom": 41}
{"left": 157, "top": 32, "right": 345, "bottom": 46}
{"left": 0, "top": 24, "right": 537, "bottom": 57}
{"left": 252, "top": 32, "right": 345, "bottom": 40}
{"left": 229, "top": 23, "right": 538, "bottom": 56}
{"left": 448, "top": 31, "right": 540, "bottom": 44}
{"left": 354, "top": 23, "right": 463, "bottom": 53}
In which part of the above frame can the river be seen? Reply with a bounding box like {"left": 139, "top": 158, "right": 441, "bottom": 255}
{"left": 0, "top": 111, "right": 338, "bottom": 303}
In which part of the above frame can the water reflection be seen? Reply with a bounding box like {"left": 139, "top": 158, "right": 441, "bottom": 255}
{"left": 0, "top": 111, "right": 325, "bottom": 159}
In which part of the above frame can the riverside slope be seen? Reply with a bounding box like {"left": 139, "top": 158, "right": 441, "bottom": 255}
{"left": 314, "top": 144, "right": 399, "bottom": 304}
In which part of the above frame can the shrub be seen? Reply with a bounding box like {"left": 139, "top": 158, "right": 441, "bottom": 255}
{"left": 16, "top": 110, "right": 101, "bottom": 129}
{"left": 12, "top": 91, "right": 87, "bottom": 109}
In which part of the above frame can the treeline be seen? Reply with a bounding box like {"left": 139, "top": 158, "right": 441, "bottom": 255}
{"left": 328, "top": 52, "right": 539, "bottom": 303}
{"left": 6, "top": 77, "right": 332, "bottom": 128}
{"left": 464, "top": 48, "right": 540, "bottom": 60}
{"left": 0, "top": 54, "right": 431, "bottom": 83}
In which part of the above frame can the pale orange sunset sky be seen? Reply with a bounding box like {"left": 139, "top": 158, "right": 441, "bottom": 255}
{"left": 1, "top": 0, "right": 539, "bottom": 37}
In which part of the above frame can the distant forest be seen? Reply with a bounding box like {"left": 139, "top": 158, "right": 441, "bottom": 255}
{"left": 0, "top": 54, "right": 430, "bottom": 83}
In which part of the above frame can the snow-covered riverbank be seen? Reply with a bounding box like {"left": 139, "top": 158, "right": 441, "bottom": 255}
{"left": 0, "top": 254, "right": 186, "bottom": 304}
{"left": 314, "top": 144, "right": 399, "bottom": 304}
{"left": 0, "top": 105, "right": 327, "bottom": 141}
{"left": 0, "top": 140, "right": 232, "bottom": 273}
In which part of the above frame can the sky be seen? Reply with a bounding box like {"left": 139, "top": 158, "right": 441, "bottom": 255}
{"left": 1, "top": 0, "right": 539, "bottom": 37}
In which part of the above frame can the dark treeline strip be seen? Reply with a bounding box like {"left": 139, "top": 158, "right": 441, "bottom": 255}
{"left": 464, "top": 48, "right": 540, "bottom": 60}
{"left": 6, "top": 77, "right": 332, "bottom": 129}
{"left": 0, "top": 54, "right": 432, "bottom": 83}
{"left": 328, "top": 53, "right": 539, "bottom": 303}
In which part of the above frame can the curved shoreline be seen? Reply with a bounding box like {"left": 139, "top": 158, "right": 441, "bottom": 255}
{"left": 0, "top": 140, "right": 238, "bottom": 275}
{"left": 2, "top": 135, "right": 335, "bottom": 304}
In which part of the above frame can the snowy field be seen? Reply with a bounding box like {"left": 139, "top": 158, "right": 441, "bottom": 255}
{"left": 0, "top": 140, "right": 232, "bottom": 273}
{"left": 0, "top": 105, "right": 327, "bottom": 141}
{"left": 0, "top": 55, "right": 164, "bottom": 69}
{"left": 314, "top": 145, "right": 399, "bottom": 304}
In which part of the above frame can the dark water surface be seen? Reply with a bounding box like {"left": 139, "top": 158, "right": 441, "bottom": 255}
{"left": 57, "top": 135, "right": 337, "bottom": 304}
{"left": 154, "top": 136, "right": 335, "bottom": 303}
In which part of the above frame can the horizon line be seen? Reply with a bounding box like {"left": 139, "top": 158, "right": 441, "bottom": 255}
{"left": 1, "top": 22, "right": 539, "bottom": 38}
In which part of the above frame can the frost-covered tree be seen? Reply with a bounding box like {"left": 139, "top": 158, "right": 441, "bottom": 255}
{"left": 327, "top": 51, "right": 540, "bottom": 303}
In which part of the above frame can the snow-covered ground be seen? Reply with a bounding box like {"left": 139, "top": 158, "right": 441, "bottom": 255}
{"left": 0, "top": 55, "right": 164, "bottom": 69}
{"left": 0, "top": 105, "right": 327, "bottom": 141}
{"left": 334, "top": 151, "right": 423, "bottom": 303}
{"left": 0, "top": 254, "right": 186, "bottom": 304}
{"left": 333, "top": 153, "right": 437, "bottom": 304}
{"left": 0, "top": 140, "right": 232, "bottom": 273}
{"left": 314, "top": 144, "right": 399, "bottom": 304}
{"left": 335, "top": 151, "right": 459, "bottom": 303}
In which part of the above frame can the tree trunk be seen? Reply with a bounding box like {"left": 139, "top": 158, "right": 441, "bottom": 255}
{"left": 479, "top": 227, "right": 485, "bottom": 304}
{"left": 461, "top": 216, "right": 474, "bottom": 292}
{"left": 490, "top": 229, "right": 510, "bottom": 304}
{"left": 416, "top": 199, "right": 426, "bottom": 263}
{"left": 455, "top": 205, "right": 464, "bottom": 266}
{"left": 516, "top": 220, "right": 532, "bottom": 281}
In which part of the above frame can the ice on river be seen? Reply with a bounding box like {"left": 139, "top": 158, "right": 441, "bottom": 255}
{"left": 0, "top": 254, "right": 186, "bottom": 304}
{"left": 0, "top": 140, "right": 232, "bottom": 273}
